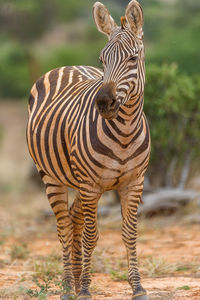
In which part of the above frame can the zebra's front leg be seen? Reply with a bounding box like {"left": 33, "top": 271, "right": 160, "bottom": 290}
{"left": 44, "top": 179, "right": 75, "bottom": 300}
{"left": 118, "top": 182, "right": 149, "bottom": 300}
{"left": 70, "top": 192, "right": 84, "bottom": 294}
{"left": 77, "top": 187, "right": 101, "bottom": 300}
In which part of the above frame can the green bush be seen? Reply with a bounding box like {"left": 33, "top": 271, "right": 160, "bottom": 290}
{"left": 0, "top": 42, "right": 30, "bottom": 98}
{"left": 40, "top": 42, "right": 104, "bottom": 74}
{"left": 144, "top": 63, "right": 200, "bottom": 177}
{"left": 144, "top": 0, "right": 200, "bottom": 75}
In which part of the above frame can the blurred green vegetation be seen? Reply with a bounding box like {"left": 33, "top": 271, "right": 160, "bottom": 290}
{"left": 0, "top": 0, "right": 199, "bottom": 183}
{"left": 145, "top": 63, "right": 200, "bottom": 180}
{"left": 0, "top": 0, "right": 199, "bottom": 98}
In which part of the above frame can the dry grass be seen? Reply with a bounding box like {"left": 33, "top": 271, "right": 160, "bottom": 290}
{"left": 109, "top": 270, "right": 127, "bottom": 281}
{"left": 177, "top": 285, "right": 190, "bottom": 290}
{"left": 0, "top": 287, "right": 23, "bottom": 300}
{"left": 141, "top": 256, "right": 174, "bottom": 277}
{"left": 10, "top": 243, "right": 30, "bottom": 260}
{"left": 175, "top": 262, "right": 200, "bottom": 276}
{"left": 32, "top": 251, "right": 62, "bottom": 279}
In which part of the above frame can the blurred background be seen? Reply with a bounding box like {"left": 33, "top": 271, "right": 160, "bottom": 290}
{"left": 0, "top": 0, "right": 200, "bottom": 299}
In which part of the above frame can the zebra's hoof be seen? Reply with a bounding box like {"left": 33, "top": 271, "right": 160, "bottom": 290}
{"left": 132, "top": 294, "right": 149, "bottom": 300}
{"left": 77, "top": 296, "right": 92, "bottom": 300}
{"left": 60, "top": 293, "right": 76, "bottom": 300}
{"left": 77, "top": 290, "right": 92, "bottom": 300}
{"left": 76, "top": 296, "right": 92, "bottom": 300}
{"left": 77, "top": 295, "right": 92, "bottom": 300}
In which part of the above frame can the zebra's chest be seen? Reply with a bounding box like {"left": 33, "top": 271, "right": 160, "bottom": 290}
{"left": 68, "top": 111, "right": 150, "bottom": 190}
{"left": 70, "top": 136, "right": 143, "bottom": 190}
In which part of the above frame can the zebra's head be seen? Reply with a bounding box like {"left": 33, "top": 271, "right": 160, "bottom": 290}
{"left": 93, "top": 0, "right": 144, "bottom": 120}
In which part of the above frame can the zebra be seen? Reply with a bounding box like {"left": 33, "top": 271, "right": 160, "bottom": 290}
{"left": 26, "top": 1, "right": 150, "bottom": 299}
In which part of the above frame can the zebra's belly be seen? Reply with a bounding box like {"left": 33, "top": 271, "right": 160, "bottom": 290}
{"left": 97, "top": 166, "right": 139, "bottom": 190}
{"left": 96, "top": 158, "right": 142, "bottom": 190}
{"left": 70, "top": 148, "right": 145, "bottom": 191}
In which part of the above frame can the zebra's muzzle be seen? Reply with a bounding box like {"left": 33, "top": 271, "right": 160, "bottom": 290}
{"left": 94, "top": 82, "right": 120, "bottom": 119}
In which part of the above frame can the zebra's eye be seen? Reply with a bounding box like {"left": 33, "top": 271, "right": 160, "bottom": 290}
{"left": 129, "top": 56, "right": 137, "bottom": 62}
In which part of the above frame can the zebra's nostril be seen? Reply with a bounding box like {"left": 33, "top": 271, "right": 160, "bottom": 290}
{"left": 98, "top": 102, "right": 107, "bottom": 113}
{"left": 110, "top": 98, "right": 116, "bottom": 107}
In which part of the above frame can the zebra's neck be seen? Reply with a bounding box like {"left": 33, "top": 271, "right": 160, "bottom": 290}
{"left": 102, "top": 93, "right": 144, "bottom": 146}
{"left": 116, "top": 93, "right": 144, "bottom": 125}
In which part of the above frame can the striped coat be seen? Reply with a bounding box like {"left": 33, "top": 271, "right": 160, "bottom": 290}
{"left": 27, "top": 65, "right": 149, "bottom": 191}
{"left": 27, "top": 1, "right": 150, "bottom": 300}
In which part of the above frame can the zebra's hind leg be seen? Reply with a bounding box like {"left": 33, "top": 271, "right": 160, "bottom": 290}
{"left": 70, "top": 192, "right": 84, "bottom": 294}
{"left": 41, "top": 173, "right": 75, "bottom": 299}
{"left": 118, "top": 180, "right": 149, "bottom": 300}
{"left": 76, "top": 186, "right": 101, "bottom": 300}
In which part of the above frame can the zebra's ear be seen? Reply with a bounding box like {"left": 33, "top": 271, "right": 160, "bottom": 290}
{"left": 125, "top": 0, "right": 144, "bottom": 38}
{"left": 93, "top": 2, "right": 117, "bottom": 38}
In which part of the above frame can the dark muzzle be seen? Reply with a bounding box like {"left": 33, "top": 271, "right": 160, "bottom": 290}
{"left": 94, "top": 82, "right": 120, "bottom": 119}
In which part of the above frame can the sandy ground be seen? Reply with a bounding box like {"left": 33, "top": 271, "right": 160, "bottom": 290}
{"left": 0, "top": 210, "right": 200, "bottom": 299}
